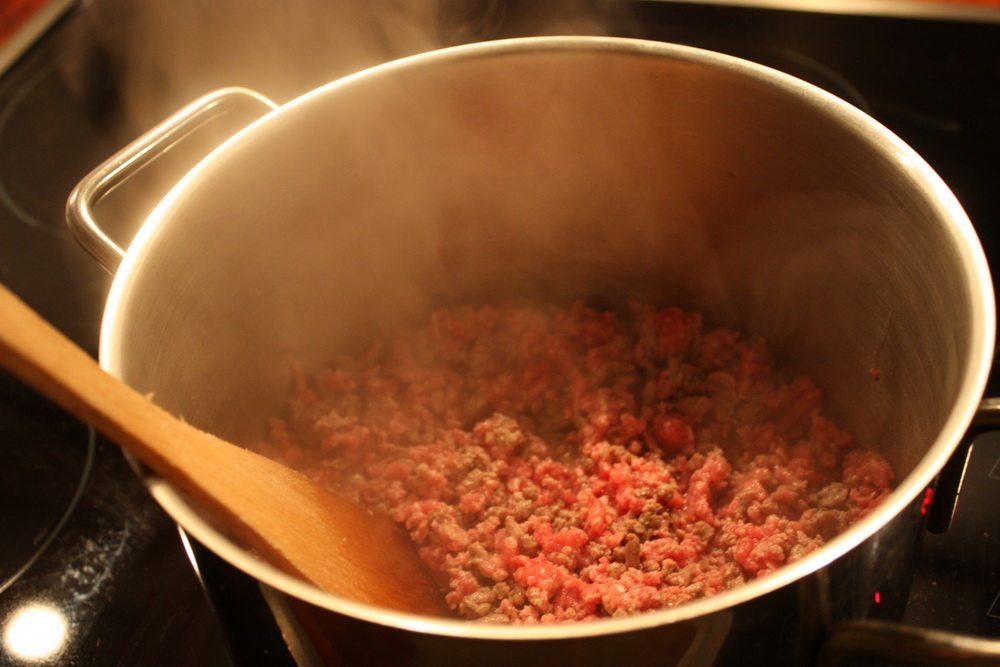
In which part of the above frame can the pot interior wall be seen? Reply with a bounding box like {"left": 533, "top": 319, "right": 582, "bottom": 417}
{"left": 106, "top": 45, "right": 975, "bottom": 483}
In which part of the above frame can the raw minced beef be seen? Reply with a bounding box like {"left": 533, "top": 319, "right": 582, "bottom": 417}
{"left": 257, "top": 301, "right": 893, "bottom": 623}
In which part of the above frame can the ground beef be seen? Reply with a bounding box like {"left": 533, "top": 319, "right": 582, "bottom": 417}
{"left": 256, "top": 301, "right": 893, "bottom": 623}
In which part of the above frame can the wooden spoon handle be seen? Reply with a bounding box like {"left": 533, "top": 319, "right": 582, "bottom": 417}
{"left": 0, "top": 284, "right": 447, "bottom": 616}
{"left": 0, "top": 284, "right": 172, "bottom": 460}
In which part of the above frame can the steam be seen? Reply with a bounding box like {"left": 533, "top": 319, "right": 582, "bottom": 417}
{"left": 65, "top": 0, "right": 629, "bottom": 443}
{"left": 75, "top": 0, "right": 618, "bottom": 126}
{"left": 69, "top": 1, "right": 926, "bottom": 473}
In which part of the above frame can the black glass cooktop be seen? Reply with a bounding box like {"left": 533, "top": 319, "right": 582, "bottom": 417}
{"left": 0, "top": 1, "right": 997, "bottom": 665}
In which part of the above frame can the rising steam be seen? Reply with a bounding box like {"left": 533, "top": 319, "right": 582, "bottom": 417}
{"left": 73, "top": 0, "right": 617, "bottom": 126}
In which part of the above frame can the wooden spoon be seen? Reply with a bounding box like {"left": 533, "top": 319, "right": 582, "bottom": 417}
{"left": 0, "top": 284, "right": 447, "bottom": 617}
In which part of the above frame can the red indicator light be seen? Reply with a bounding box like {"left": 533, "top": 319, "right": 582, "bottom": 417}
{"left": 919, "top": 486, "right": 933, "bottom": 515}
{"left": 874, "top": 591, "right": 881, "bottom": 604}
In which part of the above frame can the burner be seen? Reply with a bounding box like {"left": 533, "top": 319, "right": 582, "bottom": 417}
{"left": 0, "top": 32, "right": 123, "bottom": 237}
{"left": 0, "top": 372, "right": 94, "bottom": 595}
{"left": 0, "top": 16, "right": 126, "bottom": 353}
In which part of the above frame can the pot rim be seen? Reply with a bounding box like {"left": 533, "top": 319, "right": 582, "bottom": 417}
{"left": 100, "top": 35, "right": 996, "bottom": 639}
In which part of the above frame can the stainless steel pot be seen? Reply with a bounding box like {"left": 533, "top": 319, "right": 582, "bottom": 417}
{"left": 67, "top": 37, "right": 1000, "bottom": 665}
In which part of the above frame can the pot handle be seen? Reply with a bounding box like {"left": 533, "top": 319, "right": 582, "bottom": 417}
{"left": 818, "top": 619, "right": 1000, "bottom": 666}
{"left": 926, "top": 396, "right": 1000, "bottom": 533}
{"left": 65, "top": 87, "right": 278, "bottom": 272}
{"left": 817, "top": 398, "right": 1000, "bottom": 665}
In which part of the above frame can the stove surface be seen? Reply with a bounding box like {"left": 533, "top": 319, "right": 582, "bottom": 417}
{"left": 0, "top": 1, "right": 997, "bottom": 665}
{"left": 0, "top": 11, "right": 233, "bottom": 665}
